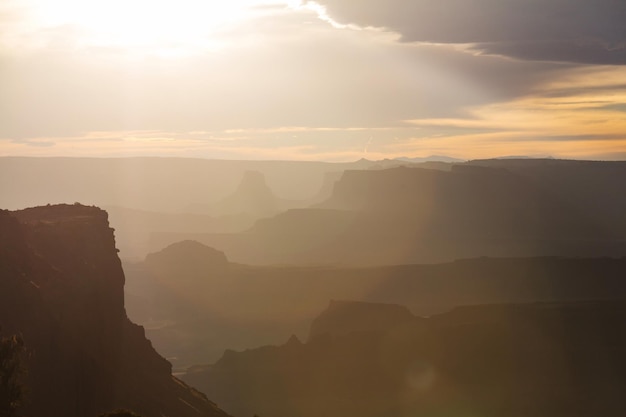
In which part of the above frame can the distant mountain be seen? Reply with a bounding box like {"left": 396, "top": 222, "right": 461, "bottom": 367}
{"left": 395, "top": 155, "right": 466, "bottom": 163}
{"left": 184, "top": 299, "right": 626, "bottom": 417}
{"left": 181, "top": 161, "right": 626, "bottom": 265}
{"left": 466, "top": 158, "right": 626, "bottom": 237}
{"left": 205, "top": 171, "right": 279, "bottom": 217}
{"left": 0, "top": 156, "right": 408, "bottom": 260}
{"left": 103, "top": 205, "right": 255, "bottom": 261}
{"left": 124, "top": 242, "right": 626, "bottom": 367}
{"left": 146, "top": 240, "right": 229, "bottom": 273}
{"left": 0, "top": 157, "right": 404, "bottom": 212}
{"left": 142, "top": 241, "right": 230, "bottom": 319}
{"left": 0, "top": 205, "right": 230, "bottom": 417}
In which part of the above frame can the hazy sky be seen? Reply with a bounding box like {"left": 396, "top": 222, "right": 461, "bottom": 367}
{"left": 1, "top": 0, "right": 625, "bottom": 161}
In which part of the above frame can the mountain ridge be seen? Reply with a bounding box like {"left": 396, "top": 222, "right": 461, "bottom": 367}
{"left": 176, "top": 161, "right": 626, "bottom": 266}
{"left": 184, "top": 298, "right": 626, "bottom": 417}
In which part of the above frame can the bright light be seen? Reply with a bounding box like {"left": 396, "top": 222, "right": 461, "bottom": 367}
{"left": 19, "top": 0, "right": 300, "bottom": 54}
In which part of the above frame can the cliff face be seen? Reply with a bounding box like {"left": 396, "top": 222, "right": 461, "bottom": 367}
{"left": 184, "top": 299, "right": 626, "bottom": 417}
{"left": 0, "top": 204, "right": 229, "bottom": 417}
{"left": 321, "top": 165, "right": 600, "bottom": 240}
{"left": 194, "top": 161, "right": 626, "bottom": 266}
{"left": 466, "top": 159, "right": 626, "bottom": 238}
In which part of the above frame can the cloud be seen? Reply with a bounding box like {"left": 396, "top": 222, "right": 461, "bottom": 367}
{"left": 317, "top": 0, "right": 626, "bottom": 64}
{"left": 395, "top": 65, "right": 626, "bottom": 159}
{"left": 1, "top": 2, "right": 625, "bottom": 161}
{"left": 11, "top": 138, "right": 55, "bottom": 147}
{"left": 0, "top": 9, "right": 568, "bottom": 140}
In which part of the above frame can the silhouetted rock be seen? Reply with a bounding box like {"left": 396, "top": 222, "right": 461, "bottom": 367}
{"left": 184, "top": 300, "right": 626, "bottom": 417}
{"left": 146, "top": 240, "right": 228, "bottom": 274}
{"left": 0, "top": 205, "right": 230, "bottom": 417}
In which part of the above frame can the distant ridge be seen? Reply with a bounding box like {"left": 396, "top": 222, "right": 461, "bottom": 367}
{"left": 184, "top": 160, "right": 626, "bottom": 266}
{"left": 184, "top": 299, "right": 626, "bottom": 417}
{"left": 125, "top": 251, "right": 626, "bottom": 367}
{"left": 395, "top": 155, "right": 465, "bottom": 163}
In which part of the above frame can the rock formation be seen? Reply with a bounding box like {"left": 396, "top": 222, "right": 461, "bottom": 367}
{"left": 208, "top": 171, "right": 280, "bottom": 217}
{"left": 184, "top": 299, "right": 626, "bottom": 417}
{"left": 125, "top": 249, "right": 626, "bottom": 367}
{"left": 194, "top": 162, "right": 626, "bottom": 265}
{"left": 0, "top": 204, "right": 230, "bottom": 417}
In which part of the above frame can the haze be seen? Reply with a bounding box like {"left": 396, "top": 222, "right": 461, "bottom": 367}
{"left": 2, "top": 2, "right": 626, "bottom": 417}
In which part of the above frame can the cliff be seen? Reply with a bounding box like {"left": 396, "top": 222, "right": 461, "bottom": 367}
{"left": 466, "top": 159, "right": 626, "bottom": 237}
{"left": 191, "top": 161, "right": 626, "bottom": 265}
{"left": 0, "top": 204, "right": 230, "bottom": 417}
{"left": 320, "top": 165, "right": 600, "bottom": 240}
{"left": 184, "top": 299, "right": 626, "bottom": 417}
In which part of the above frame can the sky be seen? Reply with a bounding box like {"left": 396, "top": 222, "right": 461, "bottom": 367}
{"left": 1, "top": 0, "right": 625, "bottom": 161}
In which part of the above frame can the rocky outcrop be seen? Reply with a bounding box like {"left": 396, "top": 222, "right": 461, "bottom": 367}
{"left": 0, "top": 204, "right": 230, "bottom": 417}
{"left": 145, "top": 240, "right": 229, "bottom": 275}
{"left": 141, "top": 240, "right": 230, "bottom": 323}
{"left": 184, "top": 299, "right": 626, "bottom": 417}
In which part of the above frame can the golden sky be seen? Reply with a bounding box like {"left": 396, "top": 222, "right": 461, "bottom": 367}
{"left": 1, "top": 0, "right": 625, "bottom": 161}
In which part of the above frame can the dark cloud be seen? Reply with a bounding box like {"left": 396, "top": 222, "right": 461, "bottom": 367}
{"left": 318, "top": 0, "right": 626, "bottom": 64}
{"left": 475, "top": 39, "right": 626, "bottom": 65}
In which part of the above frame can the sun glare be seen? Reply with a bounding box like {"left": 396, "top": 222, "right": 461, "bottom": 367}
{"left": 22, "top": 0, "right": 302, "bottom": 54}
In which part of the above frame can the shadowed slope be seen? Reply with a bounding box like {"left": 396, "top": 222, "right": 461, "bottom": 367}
{"left": 184, "top": 299, "right": 626, "bottom": 417}
{"left": 124, "top": 239, "right": 626, "bottom": 368}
